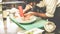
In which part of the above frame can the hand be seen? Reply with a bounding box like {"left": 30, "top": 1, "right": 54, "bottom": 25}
{"left": 24, "top": 13, "right": 33, "bottom": 20}
{"left": 23, "top": 4, "right": 32, "bottom": 14}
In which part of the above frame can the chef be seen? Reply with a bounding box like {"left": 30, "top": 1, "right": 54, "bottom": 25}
{"left": 24, "top": 0, "right": 60, "bottom": 33}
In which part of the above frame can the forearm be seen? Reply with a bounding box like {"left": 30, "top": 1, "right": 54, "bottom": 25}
{"left": 38, "top": 13, "right": 48, "bottom": 18}
{"left": 31, "top": 12, "right": 48, "bottom": 18}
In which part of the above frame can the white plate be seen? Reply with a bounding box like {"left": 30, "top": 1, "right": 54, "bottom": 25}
{"left": 10, "top": 16, "right": 37, "bottom": 23}
{"left": 12, "top": 16, "right": 37, "bottom": 24}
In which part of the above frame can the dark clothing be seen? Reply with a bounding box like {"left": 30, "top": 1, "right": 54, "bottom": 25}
{"left": 48, "top": 7, "right": 60, "bottom": 34}
{"left": 48, "top": 7, "right": 60, "bottom": 28}
{"left": 25, "top": 6, "right": 46, "bottom": 13}
{"left": 32, "top": 6, "right": 46, "bottom": 13}
{"left": 3, "top": 18, "right": 7, "bottom": 21}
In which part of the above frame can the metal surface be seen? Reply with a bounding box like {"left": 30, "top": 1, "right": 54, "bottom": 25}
{"left": 0, "top": 1, "right": 25, "bottom": 4}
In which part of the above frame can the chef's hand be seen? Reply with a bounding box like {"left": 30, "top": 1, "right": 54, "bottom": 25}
{"left": 23, "top": 4, "right": 32, "bottom": 14}
{"left": 24, "top": 12, "right": 33, "bottom": 20}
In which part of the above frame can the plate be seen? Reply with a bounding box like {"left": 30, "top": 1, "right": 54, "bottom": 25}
{"left": 10, "top": 15, "right": 37, "bottom": 24}
{"left": 44, "top": 21, "right": 56, "bottom": 32}
{"left": 16, "top": 16, "right": 37, "bottom": 24}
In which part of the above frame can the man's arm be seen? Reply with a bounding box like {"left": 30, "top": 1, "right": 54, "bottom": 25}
{"left": 24, "top": 0, "right": 57, "bottom": 18}
{"left": 29, "top": 12, "right": 48, "bottom": 18}
{"left": 35, "top": 0, "right": 57, "bottom": 18}
{"left": 45, "top": 0, "right": 57, "bottom": 17}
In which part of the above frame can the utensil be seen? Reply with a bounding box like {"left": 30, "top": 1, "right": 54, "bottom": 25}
{"left": 18, "top": 6, "right": 24, "bottom": 17}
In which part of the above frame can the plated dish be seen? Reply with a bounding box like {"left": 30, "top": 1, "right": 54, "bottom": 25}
{"left": 10, "top": 15, "right": 37, "bottom": 24}
{"left": 16, "top": 16, "right": 37, "bottom": 23}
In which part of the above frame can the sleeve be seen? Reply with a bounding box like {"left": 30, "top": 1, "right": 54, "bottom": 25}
{"left": 36, "top": 1, "right": 45, "bottom": 7}
{"left": 45, "top": 0, "right": 57, "bottom": 17}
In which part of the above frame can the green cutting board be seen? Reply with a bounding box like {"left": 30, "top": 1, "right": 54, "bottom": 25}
{"left": 10, "top": 17, "right": 47, "bottom": 30}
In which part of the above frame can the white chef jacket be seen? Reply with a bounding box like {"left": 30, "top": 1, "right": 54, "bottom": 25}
{"left": 37, "top": 0, "right": 60, "bottom": 17}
